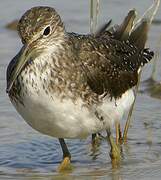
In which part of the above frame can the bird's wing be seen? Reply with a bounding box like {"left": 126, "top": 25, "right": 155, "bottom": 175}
{"left": 78, "top": 37, "right": 153, "bottom": 99}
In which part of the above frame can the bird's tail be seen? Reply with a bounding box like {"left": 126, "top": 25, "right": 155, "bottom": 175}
{"left": 141, "top": 48, "right": 154, "bottom": 67}
{"left": 129, "top": 0, "right": 160, "bottom": 50}
{"left": 107, "top": 0, "right": 160, "bottom": 50}
{"left": 111, "top": 9, "right": 136, "bottom": 41}
{"left": 129, "top": 21, "right": 149, "bottom": 50}
{"left": 129, "top": 0, "right": 160, "bottom": 67}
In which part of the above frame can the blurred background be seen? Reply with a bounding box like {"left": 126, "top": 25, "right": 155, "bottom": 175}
{"left": 0, "top": 0, "right": 161, "bottom": 179}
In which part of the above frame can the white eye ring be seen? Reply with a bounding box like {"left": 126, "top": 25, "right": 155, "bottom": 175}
{"left": 43, "top": 26, "right": 51, "bottom": 36}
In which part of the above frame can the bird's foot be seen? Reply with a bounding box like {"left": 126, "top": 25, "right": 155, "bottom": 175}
{"left": 109, "top": 135, "right": 121, "bottom": 167}
{"left": 58, "top": 157, "right": 73, "bottom": 172}
{"left": 110, "top": 143, "right": 121, "bottom": 161}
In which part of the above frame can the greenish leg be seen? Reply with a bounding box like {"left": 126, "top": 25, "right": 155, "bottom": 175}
{"left": 106, "top": 128, "right": 121, "bottom": 163}
{"left": 91, "top": 133, "right": 101, "bottom": 147}
{"left": 58, "top": 138, "right": 72, "bottom": 171}
{"left": 115, "top": 122, "right": 123, "bottom": 145}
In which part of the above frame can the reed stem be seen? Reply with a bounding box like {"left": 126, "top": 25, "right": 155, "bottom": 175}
{"left": 90, "top": 0, "right": 100, "bottom": 33}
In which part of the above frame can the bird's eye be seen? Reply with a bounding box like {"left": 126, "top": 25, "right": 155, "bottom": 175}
{"left": 43, "top": 26, "right": 51, "bottom": 36}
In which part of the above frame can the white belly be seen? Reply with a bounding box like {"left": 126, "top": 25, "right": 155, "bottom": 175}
{"left": 12, "top": 85, "right": 134, "bottom": 139}
{"left": 10, "top": 53, "right": 134, "bottom": 139}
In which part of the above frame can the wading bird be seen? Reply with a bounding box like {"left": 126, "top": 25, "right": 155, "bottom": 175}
{"left": 6, "top": 6, "right": 153, "bottom": 170}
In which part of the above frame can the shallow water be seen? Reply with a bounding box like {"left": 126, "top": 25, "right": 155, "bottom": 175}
{"left": 0, "top": 0, "right": 161, "bottom": 179}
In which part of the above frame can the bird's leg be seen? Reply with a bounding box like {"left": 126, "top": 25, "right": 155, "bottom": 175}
{"left": 115, "top": 122, "right": 119, "bottom": 145}
{"left": 115, "top": 122, "right": 123, "bottom": 144}
{"left": 90, "top": 133, "right": 101, "bottom": 158}
{"left": 92, "top": 133, "right": 97, "bottom": 146}
{"left": 118, "top": 124, "right": 123, "bottom": 144}
{"left": 58, "top": 138, "right": 72, "bottom": 171}
{"left": 123, "top": 100, "right": 135, "bottom": 143}
{"left": 106, "top": 128, "right": 121, "bottom": 164}
{"left": 91, "top": 133, "right": 101, "bottom": 147}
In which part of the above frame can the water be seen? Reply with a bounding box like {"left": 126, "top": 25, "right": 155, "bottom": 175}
{"left": 0, "top": 0, "right": 161, "bottom": 179}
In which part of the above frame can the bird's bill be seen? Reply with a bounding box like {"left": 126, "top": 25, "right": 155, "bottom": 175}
{"left": 6, "top": 44, "right": 31, "bottom": 93}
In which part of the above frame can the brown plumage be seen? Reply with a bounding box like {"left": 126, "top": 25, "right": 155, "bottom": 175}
{"left": 68, "top": 32, "right": 153, "bottom": 99}
{"left": 7, "top": 7, "right": 154, "bottom": 103}
{"left": 6, "top": 6, "right": 155, "bottom": 168}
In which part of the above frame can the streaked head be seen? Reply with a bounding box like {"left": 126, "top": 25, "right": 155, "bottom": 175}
{"left": 18, "top": 6, "right": 65, "bottom": 45}
{"left": 6, "top": 6, "right": 65, "bottom": 93}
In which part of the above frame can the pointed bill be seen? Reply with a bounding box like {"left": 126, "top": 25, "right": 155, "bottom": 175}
{"left": 6, "top": 44, "right": 31, "bottom": 93}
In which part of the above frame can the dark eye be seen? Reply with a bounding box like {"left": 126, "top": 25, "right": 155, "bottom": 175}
{"left": 43, "top": 26, "right": 50, "bottom": 36}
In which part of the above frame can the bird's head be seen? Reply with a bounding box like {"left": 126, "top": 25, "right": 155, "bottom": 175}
{"left": 6, "top": 6, "right": 65, "bottom": 93}
{"left": 18, "top": 6, "right": 65, "bottom": 45}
